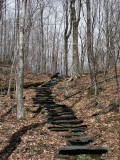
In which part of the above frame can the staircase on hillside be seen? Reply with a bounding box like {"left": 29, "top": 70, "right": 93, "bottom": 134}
{"left": 32, "top": 76, "right": 108, "bottom": 159}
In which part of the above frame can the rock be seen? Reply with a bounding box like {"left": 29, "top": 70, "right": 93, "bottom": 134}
{"left": 67, "top": 136, "right": 94, "bottom": 146}
{"left": 59, "top": 146, "right": 108, "bottom": 155}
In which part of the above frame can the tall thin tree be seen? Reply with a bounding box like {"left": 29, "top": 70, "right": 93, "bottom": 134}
{"left": 17, "top": 0, "right": 27, "bottom": 119}
{"left": 64, "top": 0, "right": 72, "bottom": 76}
{"left": 71, "top": 0, "right": 81, "bottom": 79}
{"left": 0, "top": 0, "right": 3, "bottom": 21}
{"left": 86, "top": 0, "right": 96, "bottom": 87}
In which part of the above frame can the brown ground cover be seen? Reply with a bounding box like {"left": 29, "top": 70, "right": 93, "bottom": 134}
{"left": 0, "top": 66, "right": 120, "bottom": 160}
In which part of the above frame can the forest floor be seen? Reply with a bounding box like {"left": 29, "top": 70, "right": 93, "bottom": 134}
{"left": 0, "top": 62, "right": 120, "bottom": 160}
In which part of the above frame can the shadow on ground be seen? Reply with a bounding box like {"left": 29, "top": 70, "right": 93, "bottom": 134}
{"left": 0, "top": 123, "right": 45, "bottom": 160}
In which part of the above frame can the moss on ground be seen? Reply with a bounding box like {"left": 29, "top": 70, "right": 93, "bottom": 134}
{"left": 87, "top": 87, "right": 102, "bottom": 97}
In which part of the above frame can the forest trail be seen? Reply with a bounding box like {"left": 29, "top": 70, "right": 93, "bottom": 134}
{"left": 1, "top": 71, "right": 120, "bottom": 160}
{"left": 32, "top": 77, "right": 108, "bottom": 159}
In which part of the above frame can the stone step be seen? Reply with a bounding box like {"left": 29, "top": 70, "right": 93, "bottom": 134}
{"left": 48, "top": 115, "right": 77, "bottom": 121}
{"left": 42, "top": 83, "right": 57, "bottom": 87}
{"left": 47, "top": 111, "right": 74, "bottom": 116}
{"left": 35, "top": 92, "right": 52, "bottom": 95}
{"left": 49, "top": 109, "right": 74, "bottom": 114}
{"left": 34, "top": 94, "right": 51, "bottom": 97}
{"left": 59, "top": 146, "right": 108, "bottom": 155}
{"left": 35, "top": 88, "right": 50, "bottom": 91}
{"left": 57, "top": 124, "right": 85, "bottom": 128}
{"left": 46, "top": 107, "right": 73, "bottom": 113}
{"left": 51, "top": 119, "right": 83, "bottom": 125}
{"left": 36, "top": 95, "right": 53, "bottom": 98}
{"left": 35, "top": 90, "right": 51, "bottom": 93}
{"left": 33, "top": 97, "right": 53, "bottom": 101}
{"left": 35, "top": 86, "right": 51, "bottom": 89}
{"left": 48, "top": 125, "right": 87, "bottom": 129}
{"left": 44, "top": 104, "right": 67, "bottom": 108}
{"left": 31, "top": 104, "right": 41, "bottom": 108}
{"left": 48, "top": 126, "right": 87, "bottom": 132}
{"left": 35, "top": 90, "right": 51, "bottom": 94}
{"left": 44, "top": 105, "right": 71, "bottom": 111}
{"left": 32, "top": 99, "right": 54, "bottom": 103}
{"left": 63, "top": 133, "right": 86, "bottom": 138}
{"left": 33, "top": 100, "right": 55, "bottom": 104}
{"left": 66, "top": 137, "right": 94, "bottom": 146}
{"left": 47, "top": 112, "right": 75, "bottom": 119}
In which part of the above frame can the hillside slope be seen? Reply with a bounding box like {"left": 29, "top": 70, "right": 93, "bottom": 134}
{"left": 0, "top": 66, "right": 120, "bottom": 160}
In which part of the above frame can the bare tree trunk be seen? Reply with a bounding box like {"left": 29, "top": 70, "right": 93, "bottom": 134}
{"left": 71, "top": 0, "right": 81, "bottom": 79}
{"left": 40, "top": 5, "right": 46, "bottom": 73}
{"left": 0, "top": 11, "right": 3, "bottom": 60}
{"left": 8, "top": 0, "right": 18, "bottom": 96}
{"left": 86, "top": 0, "right": 96, "bottom": 87}
{"left": 37, "top": 16, "right": 42, "bottom": 73}
{"left": 64, "top": 0, "right": 72, "bottom": 76}
{"left": 72, "top": 22, "right": 79, "bottom": 78}
{"left": 79, "top": 34, "right": 86, "bottom": 75}
{"left": 16, "top": 0, "right": 20, "bottom": 102}
{"left": 4, "top": 0, "right": 7, "bottom": 60}
{"left": 105, "top": 1, "right": 110, "bottom": 70}
{"left": 0, "top": 0, "right": 3, "bottom": 21}
{"left": 114, "top": 49, "right": 120, "bottom": 114}
{"left": 46, "top": 13, "right": 50, "bottom": 73}
{"left": 17, "top": 0, "right": 27, "bottom": 119}
{"left": 0, "top": 0, "right": 3, "bottom": 60}
{"left": 52, "top": 12, "right": 57, "bottom": 75}
{"left": 64, "top": 38, "right": 68, "bottom": 76}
